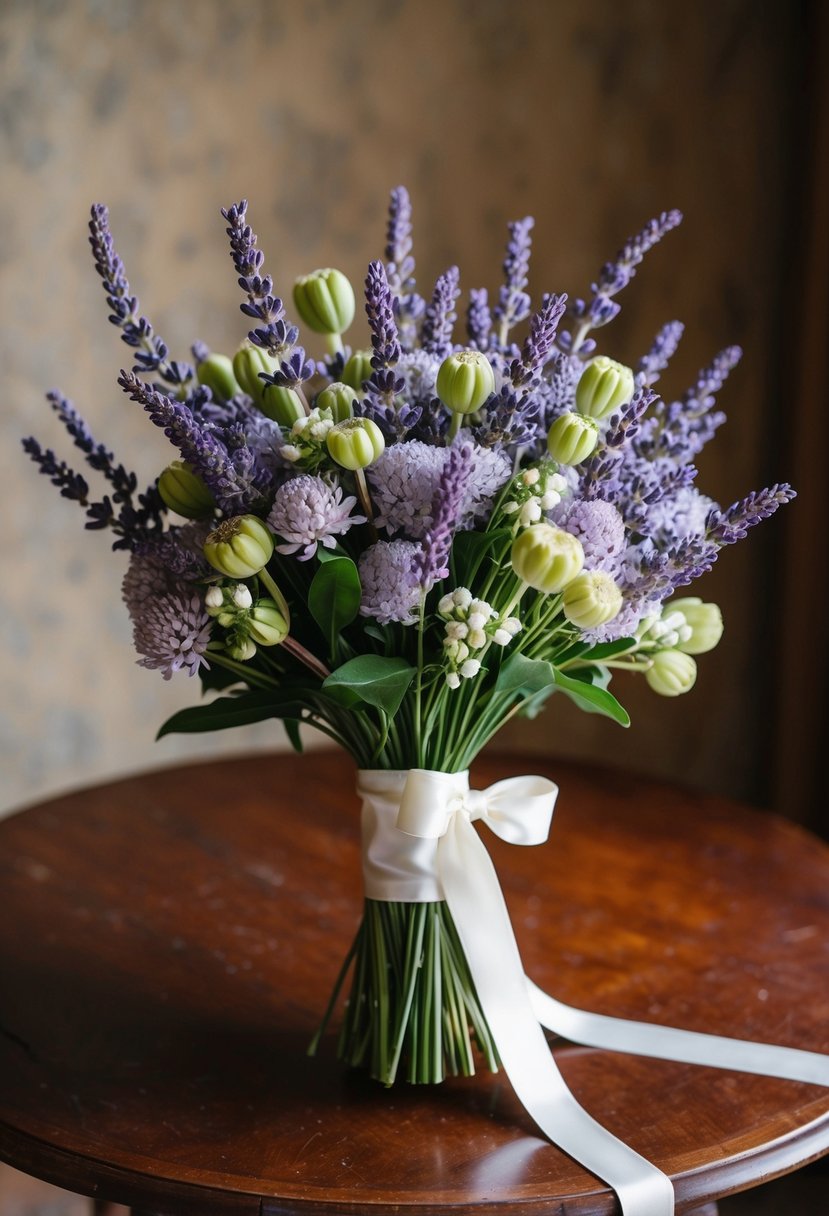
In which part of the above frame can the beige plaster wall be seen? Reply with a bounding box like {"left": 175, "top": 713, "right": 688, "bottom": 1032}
{"left": 2, "top": 0, "right": 800, "bottom": 815}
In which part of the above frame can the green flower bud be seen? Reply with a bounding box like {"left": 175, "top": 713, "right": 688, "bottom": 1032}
{"left": 511, "top": 523, "right": 584, "bottom": 595}
{"left": 436, "top": 350, "right": 496, "bottom": 415}
{"left": 261, "top": 386, "right": 306, "bottom": 427}
{"left": 204, "top": 515, "right": 274, "bottom": 579}
{"left": 546, "top": 412, "right": 599, "bottom": 465}
{"left": 342, "top": 350, "right": 374, "bottom": 390}
{"left": 227, "top": 636, "right": 257, "bottom": 662}
{"left": 293, "top": 268, "right": 355, "bottom": 335}
{"left": 158, "top": 461, "right": 215, "bottom": 519}
{"left": 575, "top": 356, "right": 635, "bottom": 421}
{"left": 247, "top": 598, "right": 289, "bottom": 647}
{"left": 316, "top": 381, "right": 357, "bottom": 423}
{"left": 670, "top": 597, "right": 724, "bottom": 655}
{"left": 233, "top": 344, "right": 277, "bottom": 408}
{"left": 562, "top": 570, "right": 623, "bottom": 629}
{"left": 196, "top": 353, "right": 240, "bottom": 403}
{"left": 326, "top": 417, "right": 386, "bottom": 470}
{"left": 645, "top": 649, "right": 697, "bottom": 697}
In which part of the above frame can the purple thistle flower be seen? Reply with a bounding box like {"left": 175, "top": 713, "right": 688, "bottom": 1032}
{"left": 365, "top": 261, "right": 402, "bottom": 372}
{"left": 88, "top": 204, "right": 193, "bottom": 391}
{"left": 410, "top": 440, "right": 475, "bottom": 589}
{"left": 554, "top": 499, "right": 627, "bottom": 572}
{"left": 706, "top": 484, "right": 796, "bottom": 545}
{"left": 421, "top": 266, "right": 460, "bottom": 358}
{"left": 118, "top": 371, "right": 272, "bottom": 513}
{"left": 358, "top": 540, "right": 421, "bottom": 625}
{"left": 132, "top": 590, "right": 212, "bottom": 680}
{"left": 493, "top": 217, "right": 534, "bottom": 342}
{"left": 267, "top": 474, "right": 365, "bottom": 560}
{"left": 466, "top": 288, "right": 492, "bottom": 350}
{"left": 636, "top": 321, "right": 685, "bottom": 387}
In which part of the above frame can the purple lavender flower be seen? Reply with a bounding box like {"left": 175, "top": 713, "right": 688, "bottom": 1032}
{"left": 509, "top": 293, "right": 568, "bottom": 390}
{"left": 267, "top": 475, "right": 365, "bottom": 559}
{"left": 467, "top": 288, "right": 492, "bottom": 350}
{"left": 411, "top": 441, "right": 475, "bottom": 589}
{"left": 88, "top": 205, "right": 193, "bottom": 391}
{"left": 595, "top": 211, "right": 683, "bottom": 298}
{"left": 706, "top": 484, "right": 796, "bottom": 545}
{"left": 421, "top": 267, "right": 460, "bottom": 358}
{"left": 365, "top": 260, "right": 402, "bottom": 372}
{"left": 636, "top": 321, "right": 685, "bottom": 387}
{"left": 554, "top": 499, "right": 626, "bottom": 572}
{"left": 384, "top": 187, "right": 415, "bottom": 298}
{"left": 221, "top": 199, "right": 299, "bottom": 357}
{"left": 644, "top": 487, "right": 714, "bottom": 545}
{"left": 118, "top": 371, "right": 273, "bottom": 513}
{"left": 493, "top": 217, "right": 534, "bottom": 343}
{"left": 358, "top": 540, "right": 421, "bottom": 625}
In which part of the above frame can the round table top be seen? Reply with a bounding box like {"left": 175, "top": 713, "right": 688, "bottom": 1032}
{"left": 1, "top": 751, "right": 828, "bottom": 1216}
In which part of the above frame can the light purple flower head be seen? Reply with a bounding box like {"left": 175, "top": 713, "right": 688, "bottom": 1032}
{"left": 358, "top": 540, "right": 421, "bottom": 625}
{"left": 554, "top": 498, "right": 626, "bottom": 572}
{"left": 645, "top": 487, "right": 714, "bottom": 545}
{"left": 267, "top": 474, "right": 365, "bottom": 560}
{"left": 132, "top": 591, "right": 212, "bottom": 680}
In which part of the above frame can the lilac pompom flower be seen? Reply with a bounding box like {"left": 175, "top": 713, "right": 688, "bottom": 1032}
{"left": 267, "top": 474, "right": 366, "bottom": 560}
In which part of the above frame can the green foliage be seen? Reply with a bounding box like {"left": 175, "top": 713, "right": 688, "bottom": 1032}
{"left": 309, "top": 553, "right": 361, "bottom": 656}
{"left": 323, "top": 655, "right": 416, "bottom": 717}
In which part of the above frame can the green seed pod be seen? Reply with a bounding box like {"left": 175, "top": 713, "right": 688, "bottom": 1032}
{"left": 511, "top": 524, "right": 584, "bottom": 595}
{"left": 575, "top": 356, "right": 635, "bottom": 421}
{"left": 293, "top": 268, "right": 355, "bottom": 335}
{"left": 670, "top": 597, "right": 724, "bottom": 655}
{"left": 645, "top": 649, "right": 698, "bottom": 697}
{"left": 233, "top": 344, "right": 278, "bottom": 408}
{"left": 562, "top": 570, "right": 623, "bottom": 629}
{"left": 196, "top": 353, "right": 240, "bottom": 403}
{"left": 342, "top": 350, "right": 374, "bottom": 390}
{"left": 226, "top": 636, "right": 257, "bottom": 662}
{"left": 436, "top": 350, "right": 496, "bottom": 415}
{"left": 158, "top": 461, "right": 215, "bottom": 520}
{"left": 316, "top": 381, "right": 357, "bottom": 423}
{"left": 326, "top": 417, "right": 386, "bottom": 470}
{"left": 204, "top": 515, "right": 275, "bottom": 579}
{"left": 546, "top": 412, "right": 599, "bottom": 465}
{"left": 260, "top": 385, "right": 305, "bottom": 427}
{"left": 247, "top": 598, "right": 290, "bottom": 647}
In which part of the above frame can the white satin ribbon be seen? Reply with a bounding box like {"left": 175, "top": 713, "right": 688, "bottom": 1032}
{"left": 357, "top": 768, "right": 829, "bottom": 1216}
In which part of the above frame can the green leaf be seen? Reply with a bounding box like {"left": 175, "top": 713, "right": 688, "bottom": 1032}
{"left": 308, "top": 555, "right": 362, "bottom": 655}
{"left": 323, "top": 655, "right": 416, "bottom": 717}
{"left": 284, "top": 718, "right": 304, "bottom": 754}
{"left": 551, "top": 668, "right": 630, "bottom": 726}
{"left": 450, "top": 528, "right": 511, "bottom": 587}
{"left": 580, "top": 637, "right": 637, "bottom": 662}
{"left": 156, "top": 690, "right": 307, "bottom": 739}
{"left": 198, "top": 662, "right": 243, "bottom": 693}
{"left": 493, "top": 652, "right": 557, "bottom": 698}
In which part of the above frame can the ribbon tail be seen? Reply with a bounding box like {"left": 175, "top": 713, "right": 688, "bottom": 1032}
{"left": 528, "top": 981, "right": 829, "bottom": 1087}
{"left": 439, "top": 815, "right": 675, "bottom": 1216}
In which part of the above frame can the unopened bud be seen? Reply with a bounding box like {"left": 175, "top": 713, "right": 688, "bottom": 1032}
{"left": 247, "top": 598, "right": 289, "bottom": 646}
{"left": 669, "top": 597, "right": 724, "bottom": 655}
{"left": 204, "top": 515, "right": 274, "bottom": 579}
{"left": 326, "top": 417, "right": 386, "bottom": 470}
{"left": 511, "top": 524, "right": 584, "bottom": 594}
{"left": 562, "top": 570, "right": 623, "bottom": 629}
{"left": 293, "top": 268, "right": 355, "bottom": 335}
{"left": 645, "top": 649, "right": 697, "bottom": 697}
{"left": 546, "top": 412, "right": 599, "bottom": 465}
{"left": 436, "top": 350, "right": 496, "bottom": 415}
{"left": 575, "top": 356, "right": 635, "bottom": 421}
{"left": 316, "top": 381, "right": 357, "bottom": 423}
{"left": 227, "top": 636, "right": 257, "bottom": 662}
{"left": 233, "top": 344, "right": 277, "bottom": 409}
{"left": 342, "top": 350, "right": 374, "bottom": 390}
{"left": 158, "top": 461, "right": 215, "bottom": 520}
{"left": 196, "top": 353, "right": 240, "bottom": 403}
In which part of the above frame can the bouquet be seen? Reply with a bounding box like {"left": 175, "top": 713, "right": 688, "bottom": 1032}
{"left": 23, "top": 188, "right": 794, "bottom": 1093}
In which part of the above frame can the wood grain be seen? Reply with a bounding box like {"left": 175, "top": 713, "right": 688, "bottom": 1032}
{"left": 1, "top": 752, "right": 828, "bottom": 1215}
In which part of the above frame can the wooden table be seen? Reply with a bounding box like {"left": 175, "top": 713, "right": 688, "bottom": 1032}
{"left": 1, "top": 752, "right": 828, "bottom": 1216}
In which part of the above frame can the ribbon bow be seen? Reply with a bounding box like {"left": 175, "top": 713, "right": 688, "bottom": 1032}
{"left": 357, "top": 768, "right": 829, "bottom": 1216}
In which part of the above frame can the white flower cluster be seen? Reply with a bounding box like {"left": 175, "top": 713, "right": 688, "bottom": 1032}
{"left": 501, "top": 464, "right": 568, "bottom": 529}
{"left": 637, "top": 609, "right": 692, "bottom": 650}
{"left": 437, "top": 588, "right": 521, "bottom": 689}
{"left": 280, "top": 408, "right": 335, "bottom": 469}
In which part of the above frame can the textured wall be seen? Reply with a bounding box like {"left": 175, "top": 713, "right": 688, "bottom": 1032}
{"left": 3, "top": 0, "right": 801, "bottom": 815}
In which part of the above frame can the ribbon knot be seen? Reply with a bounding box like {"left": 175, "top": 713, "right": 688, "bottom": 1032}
{"left": 396, "top": 768, "right": 558, "bottom": 846}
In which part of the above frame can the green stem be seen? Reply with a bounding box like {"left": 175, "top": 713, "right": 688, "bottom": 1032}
{"left": 206, "top": 650, "right": 279, "bottom": 689}
{"left": 414, "top": 591, "right": 426, "bottom": 766}
{"left": 258, "top": 567, "right": 291, "bottom": 622}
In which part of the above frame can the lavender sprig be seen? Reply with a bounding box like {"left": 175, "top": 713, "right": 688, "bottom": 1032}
{"left": 365, "top": 261, "right": 402, "bottom": 372}
{"left": 644, "top": 346, "right": 741, "bottom": 461}
{"left": 22, "top": 438, "right": 89, "bottom": 504}
{"left": 118, "top": 370, "right": 272, "bottom": 512}
{"left": 706, "top": 484, "right": 796, "bottom": 545}
{"left": 384, "top": 186, "right": 415, "bottom": 297}
{"left": 47, "top": 391, "right": 137, "bottom": 502}
{"left": 509, "top": 293, "right": 567, "bottom": 391}
{"left": 221, "top": 200, "right": 299, "bottom": 357}
{"left": 421, "top": 266, "right": 460, "bottom": 358}
{"left": 410, "top": 441, "right": 475, "bottom": 589}
{"left": 466, "top": 289, "right": 492, "bottom": 350}
{"left": 636, "top": 321, "right": 685, "bottom": 387}
{"left": 88, "top": 204, "right": 193, "bottom": 390}
{"left": 494, "top": 217, "right": 534, "bottom": 346}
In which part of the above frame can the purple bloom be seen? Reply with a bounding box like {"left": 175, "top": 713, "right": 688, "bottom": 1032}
{"left": 644, "top": 487, "right": 714, "bottom": 545}
{"left": 267, "top": 475, "right": 365, "bottom": 559}
{"left": 411, "top": 441, "right": 475, "bottom": 589}
{"left": 636, "top": 321, "right": 685, "bottom": 387}
{"left": 358, "top": 540, "right": 421, "bottom": 625}
{"left": 384, "top": 187, "right": 415, "bottom": 298}
{"left": 466, "top": 288, "right": 492, "bottom": 350}
{"left": 509, "top": 293, "right": 568, "bottom": 391}
{"left": 221, "top": 199, "right": 299, "bottom": 356}
{"left": 368, "top": 441, "right": 446, "bottom": 537}
{"left": 132, "top": 590, "right": 212, "bottom": 680}
{"left": 365, "top": 261, "right": 402, "bottom": 372}
{"left": 493, "top": 217, "right": 534, "bottom": 342}
{"left": 554, "top": 499, "right": 626, "bottom": 572}
{"left": 421, "top": 266, "right": 460, "bottom": 358}
{"left": 706, "top": 484, "right": 796, "bottom": 545}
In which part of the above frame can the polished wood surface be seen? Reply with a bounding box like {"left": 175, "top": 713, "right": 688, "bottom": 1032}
{"left": 1, "top": 752, "right": 828, "bottom": 1215}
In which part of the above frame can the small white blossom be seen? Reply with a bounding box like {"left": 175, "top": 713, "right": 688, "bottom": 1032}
{"left": 493, "top": 629, "right": 512, "bottom": 645}
{"left": 446, "top": 671, "right": 461, "bottom": 690}
{"left": 205, "top": 586, "right": 224, "bottom": 610}
{"left": 460, "top": 658, "right": 481, "bottom": 679}
{"left": 522, "top": 467, "right": 540, "bottom": 486}
{"left": 519, "top": 499, "right": 542, "bottom": 526}
{"left": 445, "top": 621, "right": 468, "bottom": 640}
{"left": 453, "top": 588, "right": 473, "bottom": 610}
{"left": 467, "top": 627, "right": 487, "bottom": 648}
{"left": 468, "top": 611, "right": 488, "bottom": 630}
{"left": 231, "top": 584, "right": 253, "bottom": 609}
{"left": 502, "top": 500, "right": 520, "bottom": 515}
{"left": 438, "top": 592, "right": 455, "bottom": 615}
{"left": 540, "top": 490, "right": 562, "bottom": 510}
{"left": 281, "top": 444, "right": 301, "bottom": 463}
